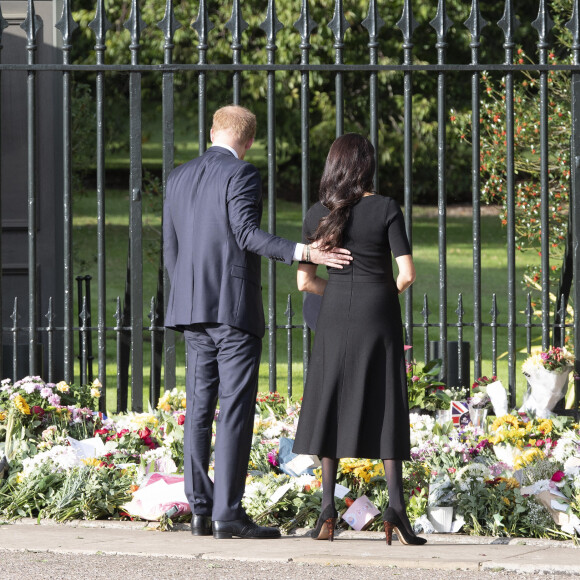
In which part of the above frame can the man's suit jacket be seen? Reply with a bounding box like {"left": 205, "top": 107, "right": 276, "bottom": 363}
{"left": 163, "top": 146, "right": 296, "bottom": 338}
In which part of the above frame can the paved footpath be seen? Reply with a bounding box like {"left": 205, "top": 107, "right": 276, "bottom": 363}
{"left": 0, "top": 519, "right": 578, "bottom": 579}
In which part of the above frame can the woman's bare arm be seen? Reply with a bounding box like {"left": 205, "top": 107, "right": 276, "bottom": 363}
{"left": 395, "top": 254, "right": 416, "bottom": 295}
{"left": 297, "top": 263, "right": 327, "bottom": 295}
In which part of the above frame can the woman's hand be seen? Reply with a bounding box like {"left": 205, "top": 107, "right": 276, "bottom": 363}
{"left": 395, "top": 254, "right": 416, "bottom": 294}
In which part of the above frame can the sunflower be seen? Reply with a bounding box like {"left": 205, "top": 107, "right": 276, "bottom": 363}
{"left": 490, "top": 414, "right": 521, "bottom": 432}
{"left": 13, "top": 394, "right": 31, "bottom": 415}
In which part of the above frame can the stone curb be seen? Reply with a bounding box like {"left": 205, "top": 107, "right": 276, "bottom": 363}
{"left": 1, "top": 517, "right": 578, "bottom": 575}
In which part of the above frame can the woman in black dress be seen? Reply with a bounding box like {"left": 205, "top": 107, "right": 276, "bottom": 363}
{"left": 293, "top": 134, "right": 425, "bottom": 546}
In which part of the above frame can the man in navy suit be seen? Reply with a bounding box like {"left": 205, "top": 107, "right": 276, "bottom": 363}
{"left": 163, "top": 106, "right": 351, "bottom": 539}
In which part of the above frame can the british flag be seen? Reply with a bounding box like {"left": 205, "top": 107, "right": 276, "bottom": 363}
{"left": 451, "top": 401, "right": 469, "bottom": 426}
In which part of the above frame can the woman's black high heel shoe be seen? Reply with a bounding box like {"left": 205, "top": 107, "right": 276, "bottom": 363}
{"left": 311, "top": 505, "right": 338, "bottom": 541}
{"left": 383, "top": 507, "right": 427, "bottom": 546}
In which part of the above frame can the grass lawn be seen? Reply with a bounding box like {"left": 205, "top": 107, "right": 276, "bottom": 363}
{"left": 73, "top": 182, "right": 543, "bottom": 413}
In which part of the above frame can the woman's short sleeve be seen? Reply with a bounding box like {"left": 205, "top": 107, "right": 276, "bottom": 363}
{"left": 386, "top": 199, "right": 412, "bottom": 258}
{"left": 302, "top": 204, "right": 322, "bottom": 244}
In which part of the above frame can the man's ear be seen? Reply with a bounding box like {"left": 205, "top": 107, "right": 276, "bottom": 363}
{"left": 245, "top": 137, "right": 254, "bottom": 151}
{"left": 210, "top": 128, "right": 214, "bottom": 143}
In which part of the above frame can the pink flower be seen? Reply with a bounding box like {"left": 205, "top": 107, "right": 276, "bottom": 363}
{"left": 177, "top": 414, "right": 185, "bottom": 426}
{"left": 267, "top": 449, "right": 279, "bottom": 467}
{"left": 412, "top": 376, "right": 420, "bottom": 382}
{"left": 551, "top": 470, "right": 565, "bottom": 482}
{"left": 48, "top": 394, "right": 61, "bottom": 406}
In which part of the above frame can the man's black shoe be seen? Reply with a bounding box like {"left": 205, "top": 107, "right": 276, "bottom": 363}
{"left": 191, "top": 515, "right": 212, "bottom": 536}
{"left": 213, "top": 515, "right": 281, "bottom": 539}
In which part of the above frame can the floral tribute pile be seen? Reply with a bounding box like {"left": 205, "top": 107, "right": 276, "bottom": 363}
{"left": 1, "top": 376, "right": 579, "bottom": 539}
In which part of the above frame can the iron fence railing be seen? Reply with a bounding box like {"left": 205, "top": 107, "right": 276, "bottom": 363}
{"left": 0, "top": 0, "right": 578, "bottom": 418}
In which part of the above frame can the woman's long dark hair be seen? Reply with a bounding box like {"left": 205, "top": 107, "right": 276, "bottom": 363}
{"left": 311, "top": 133, "right": 375, "bottom": 249}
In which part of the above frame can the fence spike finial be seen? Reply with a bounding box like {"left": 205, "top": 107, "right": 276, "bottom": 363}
{"left": 455, "top": 293, "right": 465, "bottom": 319}
{"left": 21, "top": 0, "right": 43, "bottom": 48}
{"left": 497, "top": 0, "right": 520, "bottom": 48}
{"left": 284, "top": 294, "right": 294, "bottom": 319}
{"left": 157, "top": 0, "right": 182, "bottom": 46}
{"left": 362, "top": 0, "right": 385, "bottom": 42}
{"left": 55, "top": 0, "right": 78, "bottom": 49}
{"left": 328, "top": 0, "right": 350, "bottom": 45}
{"left": 148, "top": 296, "right": 157, "bottom": 326}
{"left": 532, "top": 0, "right": 554, "bottom": 47}
{"left": 114, "top": 296, "right": 122, "bottom": 326}
{"left": 226, "top": 0, "right": 249, "bottom": 48}
{"left": 565, "top": 0, "right": 580, "bottom": 56}
{"left": 490, "top": 293, "right": 500, "bottom": 318}
{"left": 294, "top": 0, "right": 317, "bottom": 44}
{"left": 124, "top": 0, "right": 147, "bottom": 51}
{"left": 45, "top": 297, "right": 54, "bottom": 326}
{"left": 260, "top": 0, "right": 284, "bottom": 49}
{"left": 464, "top": 0, "right": 487, "bottom": 45}
{"left": 88, "top": 0, "right": 112, "bottom": 50}
{"left": 396, "top": 0, "right": 418, "bottom": 46}
{"left": 421, "top": 294, "right": 430, "bottom": 320}
{"left": 10, "top": 296, "right": 20, "bottom": 326}
{"left": 430, "top": 0, "right": 453, "bottom": 43}
{"left": 192, "top": 0, "right": 214, "bottom": 46}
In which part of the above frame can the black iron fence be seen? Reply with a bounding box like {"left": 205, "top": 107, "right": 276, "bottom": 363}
{"left": 0, "top": 0, "right": 579, "bottom": 418}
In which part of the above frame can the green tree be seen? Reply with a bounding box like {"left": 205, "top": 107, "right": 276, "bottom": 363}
{"left": 451, "top": 0, "right": 573, "bottom": 308}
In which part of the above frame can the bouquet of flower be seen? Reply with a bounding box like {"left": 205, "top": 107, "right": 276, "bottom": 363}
{"left": 521, "top": 348, "right": 574, "bottom": 417}
{"left": 256, "top": 391, "right": 287, "bottom": 420}
{"left": 468, "top": 376, "right": 496, "bottom": 410}
{"left": 522, "top": 347, "right": 574, "bottom": 375}
{"left": 157, "top": 388, "right": 187, "bottom": 414}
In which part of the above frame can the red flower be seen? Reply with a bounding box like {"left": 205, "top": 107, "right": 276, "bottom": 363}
{"left": 94, "top": 428, "right": 108, "bottom": 436}
{"left": 551, "top": 470, "right": 565, "bottom": 482}
{"left": 177, "top": 414, "right": 185, "bottom": 426}
{"left": 31, "top": 405, "right": 44, "bottom": 417}
{"left": 138, "top": 427, "right": 151, "bottom": 439}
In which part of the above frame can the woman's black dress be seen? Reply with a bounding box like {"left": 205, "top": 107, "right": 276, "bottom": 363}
{"left": 292, "top": 195, "right": 412, "bottom": 460}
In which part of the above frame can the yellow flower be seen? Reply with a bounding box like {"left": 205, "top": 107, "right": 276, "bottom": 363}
{"left": 0, "top": 411, "right": 6, "bottom": 421}
{"left": 13, "top": 394, "right": 31, "bottom": 415}
{"left": 82, "top": 457, "right": 101, "bottom": 468}
{"left": 92, "top": 378, "right": 102, "bottom": 389}
{"left": 502, "top": 497, "right": 511, "bottom": 506}
{"left": 90, "top": 387, "right": 101, "bottom": 398}
{"left": 504, "top": 477, "right": 520, "bottom": 489}
{"left": 56, "top": 381, "right": 70, "bottom": 393}
{"left": 514, "top": 447, "right": 544, "bottom": 469}
{"left": 16, "top": 473, "right": 24, "bottom": 484}
{"left": 181, "top": 398, "right": 187, "bottom": 408}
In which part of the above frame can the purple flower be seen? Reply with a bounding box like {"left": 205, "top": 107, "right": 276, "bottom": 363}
{"left": 23, "top": 383, "right": 37, "bottom": 394}
{"left": 40, "top": 387, "right": 53, "bottom": 399}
